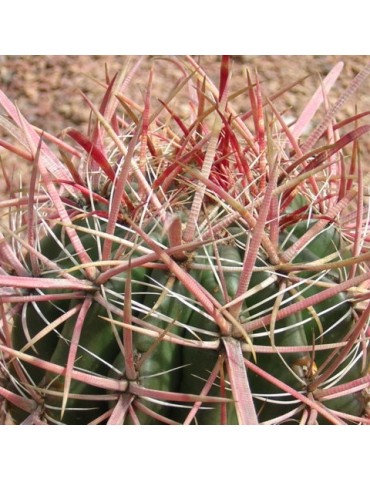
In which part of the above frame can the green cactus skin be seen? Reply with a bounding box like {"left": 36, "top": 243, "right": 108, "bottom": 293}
{"left": 8, "top": 217, "right": 362, "bottom": 424}
{"left": 130, "top": 269, "right": 195, "bottom": 424}
{"left": 319, "top": 358, "right": 366, "bottom": 424}
{"left": 282, "top": 221, "right": 355, "bottom": 365}
{"left": 10, "top": 225, "right": 85, "bottom": 382}
{"left": 10, "top": 219, "right": 151, "bottom": 424}
{"left": 5, "top": 123, "right": 367, "bottom": 426}
{"left": 174, "top": 244, "right": 242, "bottom": 425}
{"left": 248, "top": 310, "right": 312, "bottom": 424}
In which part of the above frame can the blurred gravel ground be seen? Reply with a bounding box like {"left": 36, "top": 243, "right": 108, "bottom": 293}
{"left": 0, "top": 55, "right": 370, "bottom": 198}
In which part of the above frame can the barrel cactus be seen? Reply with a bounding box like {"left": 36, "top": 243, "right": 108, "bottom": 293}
{"left": 0, "top": 56, "right": 369, "bottom": 425}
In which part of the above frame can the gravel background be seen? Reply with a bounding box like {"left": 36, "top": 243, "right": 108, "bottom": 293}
{"left": 1, "top": 55, "right": 370, "bottom": 128}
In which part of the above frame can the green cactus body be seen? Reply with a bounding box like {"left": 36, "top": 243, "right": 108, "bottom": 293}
{"left": 8, "top": 212, "right": 362, "bottom": 425}
{"left": 249, "top": 311, "right": 311, "bottom": 424}
{"left": 176, "top": 243, "right": 241, "bottom": 425}
{"left": 129, "top": 269, "right": 195, "bottom": 424}
{"left": 283, "top": 221, "right": 354, "bottom": 366}
{"left": 9, "top": 215, "right": 362, "bottom": 424}
{"left": 10, "top": 219, "right": 151, "bottom": 424}
{"left": 319, "top": 356, "right": 366, "bottom": 423}
{"left": 235, "top": 220, "right": 357, "bottom": 422}
{"left": 11, "top": 224, "right": 87, "bottom": 378}
{"left": 2, "top": 57, "right": 369, "bottom": 425}
{"left": 243, "top": 257, "right": 312, "bottom": 423}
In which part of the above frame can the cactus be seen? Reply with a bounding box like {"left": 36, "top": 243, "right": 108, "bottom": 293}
{"left": 0, "top": 56, "right": 370, "bottom": 425}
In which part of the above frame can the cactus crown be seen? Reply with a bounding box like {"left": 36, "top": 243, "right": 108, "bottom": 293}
{"left": 0, "top": 56, "right": 370, "bottom": 425}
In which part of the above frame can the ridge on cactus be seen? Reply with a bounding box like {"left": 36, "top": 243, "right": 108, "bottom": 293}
{"left": 0, "top": 55, "right": 370, "bottom": 425}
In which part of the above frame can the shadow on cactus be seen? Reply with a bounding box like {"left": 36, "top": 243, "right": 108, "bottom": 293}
{"left": 0, "top": 56, "right": 370, "bottom": 424}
